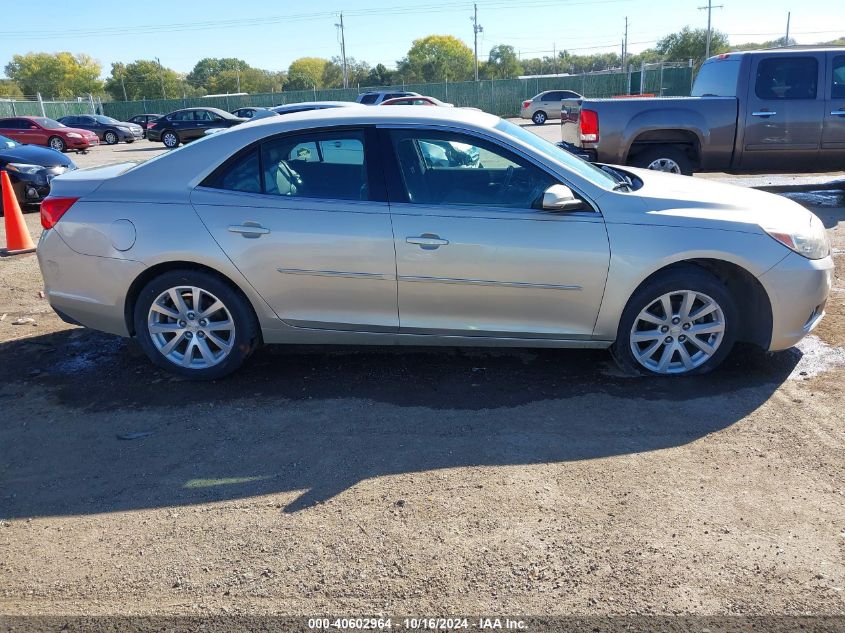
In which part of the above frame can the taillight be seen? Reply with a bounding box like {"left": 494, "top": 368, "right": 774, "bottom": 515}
{"left": 580, "top": 109, "right": 599, "bottom": 143}
{"left": 522, "top": 100, "right": 531, "bottom": 109}
{"left": 147, "top": 121, "right": 157, "bottom": 129}
{"left": 41, "top": 196, "right": 78, "bottom": 229}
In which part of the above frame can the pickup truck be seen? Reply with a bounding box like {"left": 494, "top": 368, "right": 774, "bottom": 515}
{"left": 560, "top": 47, "right": 845, "bottom": 175}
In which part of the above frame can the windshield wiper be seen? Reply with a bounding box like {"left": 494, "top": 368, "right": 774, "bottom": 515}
{"left": 613, "top": 182, "right": 632, "bottom": 192}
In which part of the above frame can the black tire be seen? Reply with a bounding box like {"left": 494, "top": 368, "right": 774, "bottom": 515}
{"left": 611, "top": 266, "right": 738, "bottom": 377}
{"left": 133, "top": 269, "right": 261, "bottom": 380}
{"left": 161, "top": 130, "right": 180, "bottom": 148}
{"left": 532, "top": 110, "right": 547, "bottom": 125}
{"left": 104, "top": 130, "right": 119, "bottom": 145}
{"left": 631, "top": 145, "right": 695, "bottom": 176}
{"left": 48, "top": 136, "right": 66, "bottom": 152}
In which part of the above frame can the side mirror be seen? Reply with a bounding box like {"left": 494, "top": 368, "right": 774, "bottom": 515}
{"left": 542, "top": 184, "right": 586, "bottom": 211}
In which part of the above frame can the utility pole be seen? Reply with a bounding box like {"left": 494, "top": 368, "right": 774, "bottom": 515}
{"left": 120, "top": 71, "right": 128, "bottom": 101}
{"left": 471, "top": 3, "right": 483, "bottom": 81}
{"left": 623, "top": 16, "right": 629, "bottom": 68}
{"left": 698, "top": 0, "right": 724, "bottom": 60}
{"left": 784, "top": 11, "right": 791, "bottom": 46}
{"left": 236, "top": 61, "right": 241, "bottom": 92}
{"left": 155, "top": 57, "right": 166, "bottom": 99}
{"left": 553, "top": 42, "right": 557, "bottom": 75}
{"left": 335, "top": 13, "right": 349, "bottom": 89}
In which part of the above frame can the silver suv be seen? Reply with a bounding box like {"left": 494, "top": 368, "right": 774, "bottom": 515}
{"left": 520, "top": 90, "right": 582, "bottom": 125}
{"left": 356, "top": 90, "right": 420, "bottom": 105}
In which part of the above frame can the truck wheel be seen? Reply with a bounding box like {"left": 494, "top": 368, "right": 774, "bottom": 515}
{"left": 532, "top": 111, "right": 547, "bottom": 125}
{"left": 632, "top": 145, "right": 694, "bottom": 176}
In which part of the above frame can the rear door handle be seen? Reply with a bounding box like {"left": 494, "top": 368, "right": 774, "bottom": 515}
{"left": 228, "top": 223, "right": 270, "bottom": 237}
{"left": 752, "top": 111, "right": 777, "bottom": 117}
{"left": 831, "top": 110, "right": 845, "bottom": 116}
{"left": 406, "top": 234, "right": 449, "bottom": 249}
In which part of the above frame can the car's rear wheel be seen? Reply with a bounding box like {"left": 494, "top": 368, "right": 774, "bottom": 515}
{"left": 48, "top": 136, "right": 66, "bottom": 152}
{"left": 133, "top": 270, "right": 260, "bottom": 380}
{"left": 161, "top": 130, "right": 180, "bottom": 148}
{"left": 632, "top": 145, "right": 694, "bottom": 176}
{"left": 532, "top": 110, "right": 547, "bottom": 125}
{"left": 612, "top": 267, "right": 738, "bottom": 376}
{"left": 104, "top": 130, "right": 119, "bottom": 145}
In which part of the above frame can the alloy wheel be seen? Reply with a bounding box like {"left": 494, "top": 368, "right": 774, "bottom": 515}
{"left": 49, "top": 137, "right": 65, "bottom": 151}
{"left": 646, "top": 157, "right": 682, "bottom": 174}
{"left": 147, "top": 286, "right": 235, "bottom": 369}
{"left": 629, "top": 290, "right": 726, "bottom": 375}
{"left": 163, "top": 132, "right": 178, "bottom": 148}
{"left": 105, "top": 131, "right": 118, "bottom": 145}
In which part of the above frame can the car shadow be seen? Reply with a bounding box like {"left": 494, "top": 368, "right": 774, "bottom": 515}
{"left": 0, "top": 328, "right": 801, "bottom": 518}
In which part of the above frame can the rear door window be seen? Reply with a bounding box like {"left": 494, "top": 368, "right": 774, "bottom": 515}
{"left": 755, "top": 57, "right": 818, "bottom": 100}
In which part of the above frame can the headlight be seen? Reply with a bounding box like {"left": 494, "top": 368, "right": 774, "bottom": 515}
{"left": 763, "top": 213, "right": 830, "bottom": 260}
{"left": 5, "top": 163, "right": 44, "bottom": 175}
{"left": 66, "top": 133, "right": 82, "bottom": 138}
{"left": 116, "top": 126, "right": 129, "bottom": 131}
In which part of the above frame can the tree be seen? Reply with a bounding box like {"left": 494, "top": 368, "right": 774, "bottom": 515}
{"left": 366, "top": 63, "right": 394, "bottom": 86}
{"left": 104, "top": 60, "right": 191, "bottom": 101}
{"left": 286, "top": 57, "right": 330, "bottom": 90}
{"left": 656, "top": 27, "right": 729, "bottom": 68}
{"left": 486, "top": 45, "right": 522, "bottom": 79}
{"left": 397, "top": 35, "right": 474, "bottom": 83}
{"left": 0, "top": 78, "right": 24, "bottom": 98}
{"left": 5, "top": 52, "right": 103, "bottom": 98}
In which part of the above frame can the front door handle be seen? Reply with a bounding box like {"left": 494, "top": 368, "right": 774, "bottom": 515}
{"left": 228, "top": 222, "right": 270, "bottom": 238}
{"left": 406, "top": 234, "right": 449, "bottom": 249}
{"left": 831, "top": 110, "right": 845, "bottom": 116}
{"left": 752, "top": 110, "right": 777, "bottom": 117}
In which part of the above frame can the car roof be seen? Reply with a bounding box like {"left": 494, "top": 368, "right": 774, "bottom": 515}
{"left": 710, "top": 46, "right": 845, "bottom": 58}
{"left": 273, "top": 101, "right": 362, "bottom": 109}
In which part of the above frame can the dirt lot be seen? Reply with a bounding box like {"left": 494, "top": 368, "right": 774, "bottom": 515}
{"left": 0, "top": 141, "right": 844, "bottom": 620}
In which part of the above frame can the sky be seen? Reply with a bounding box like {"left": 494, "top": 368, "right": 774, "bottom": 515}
{"left": 0, "top": 0, "right": 842, "bottom": 78}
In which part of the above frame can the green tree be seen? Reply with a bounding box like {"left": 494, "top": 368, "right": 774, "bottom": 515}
{"left": 0, "top": 78, "right": 24, "bottom": 98}
{"left": 486, "top": 45, "right": 522, "bottom": 79}
{"left": 656, "top": 27, "right": 729, "bottom": 68}
{"left": 397, "top": 35, "right": 474, "bottom": 82}
{"left": 104, "top": 60, "right": 189, "bottom": 101}
{"left": 286, "top": 57, "right": 330, "bottom": 90}
{"left": 5, "top": 52, "right": 103, "bottom": 98}
{"left": 365, "top": 63, "right": 394, "bottom": 86}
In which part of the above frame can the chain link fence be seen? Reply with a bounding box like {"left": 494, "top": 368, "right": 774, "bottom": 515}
{"left": 0, "top": 63, "right": 694, "bottom": 122}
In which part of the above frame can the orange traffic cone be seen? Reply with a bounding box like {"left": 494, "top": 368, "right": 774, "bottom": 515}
{"left": 1, "top": 170, "right": 36, "bottom": 255}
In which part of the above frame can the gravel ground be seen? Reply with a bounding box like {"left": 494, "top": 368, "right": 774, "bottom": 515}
{"left": 0, "top": 141, "right": 844, "bottom": 620}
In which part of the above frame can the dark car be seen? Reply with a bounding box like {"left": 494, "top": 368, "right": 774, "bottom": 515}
{"left": 57, "top": 114, "right": 143, "bottom": 145}
{"left": 0, "top": 133, "right": 75, "bottom": 213}
{"left": 126, "top": 113, "right": 163, "bottom": 138}
{"left": 231, "top": 107, "right": 266, "bottom": 119}
{"left": 355, "top": 90, "right": 420, "bottom": 105}
{"left": 146, "top": 107, "right": 247, "bottom": 148}
{"left": 0, "top": 116, "right": 98, "bottom": 152}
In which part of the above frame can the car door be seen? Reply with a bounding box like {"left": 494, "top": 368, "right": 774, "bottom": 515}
{"left": 0, "top": 119, "right": 24, "bottom": 142}
{"left": 20, "top": 119, "right": 46, "bottom": 145}
{"left": 821, "top": 53, "right": 845, "bottom": 169}
{"left": 191, "top": 127, "right": 398, "bottom": 333}
{"left": 740, "top": 53, "right": 825, "bottom": 171}
{"left": 383, "top": 127, "right": 610, "bottom": 339}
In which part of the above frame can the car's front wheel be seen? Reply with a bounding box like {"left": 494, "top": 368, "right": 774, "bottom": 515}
{"left": 133, "top": 270, "right": 260, "bottom": 380}
{"left": 104, "top": 130, "right": 119, "bottom": 145}
{"left": 161, "top": 130, "right": 180, "bottom": 148}
{"left": 48, "top": 136, "right": 66, "bottom": 152}
{"left": 612, "top": 267, "right": 738, "bottom": 376}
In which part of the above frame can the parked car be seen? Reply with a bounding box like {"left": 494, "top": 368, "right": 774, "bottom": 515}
{"left": 0, "top": 116, "right": 98, "bottom": 152}
{"left": 57, "top": 114, "right": 143, "bottom": 145}
{"left": 146, "top": 107, "right": 247, "bottom": 148}
{"left": 126, "top": 113, "right": 163, "bottom": 138}
{"left": 520, "top": 90, "right": 583, "bottom": 125}
{"left": 231, "top": 107, "right": 266, "bottom": 119}
{"left": 38, "top": 107, "right": 831, "bottom": 380}
{"left": 240, "top": 101, "right": 365, "bottom": 125}
{"left": 0, "top": 133, "right": 75, "bottom": 213}
{"left": 380, "top": 95, "right": 453, "bottom": 107}
{"left": 356, "top": 90, "right": 420, "bottom": 105}
{"left": 560, "top": 47, "right": 845, "bottom": 175}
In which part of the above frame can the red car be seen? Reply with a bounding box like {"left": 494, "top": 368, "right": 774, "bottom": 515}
{"left": 379, "top": 95, "right": 454, "bottom": 107}
{"left": 0, "top": 116, "right": 99, "bottom": 153}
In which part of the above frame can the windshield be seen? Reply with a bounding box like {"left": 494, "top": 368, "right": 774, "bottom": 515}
{"left": 0, "top": 133, "right": 18, "bottom": 148}
{"left": 94, "top": 115, "right": 121, "bottom": 124}
{"left": 33, "top": 117, "right": 65, "bottom": 129}
{"left": 494, "top": 119, "right": 617, "bottom": 189}
{"left": 692, "top": 58, "right": 741, "bottom": 97}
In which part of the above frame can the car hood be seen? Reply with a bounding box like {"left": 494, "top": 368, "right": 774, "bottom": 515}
{"left": 0, "top": 144, "right": 74, "bottom": 167}
{"left": 622, "top": 167, "right": 815, "bottom": 234}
